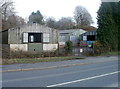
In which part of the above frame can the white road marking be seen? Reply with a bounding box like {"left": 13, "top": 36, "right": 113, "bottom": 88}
{"left": 46, "top": 71, "right": 119, "bottom": 87}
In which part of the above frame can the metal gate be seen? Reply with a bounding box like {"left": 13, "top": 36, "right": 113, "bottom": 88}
{"left": 72, "top": 46, "right": 94, "bottom": 56}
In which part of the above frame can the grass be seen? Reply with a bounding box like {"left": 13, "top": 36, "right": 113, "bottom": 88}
{"left": 107, "top": 51, "right": 120, "bottom": 55}
{"left": 3, "top": 56, "right": 85, "bottom": 65}
{"left": 100, "top": 51, "right": 120, "bottom": 56}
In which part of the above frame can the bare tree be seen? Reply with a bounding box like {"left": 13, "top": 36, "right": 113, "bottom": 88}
{"left": 0, "top": 0, "right": 15, "bottom": 21}
{"left": 2, "top": 14, "right": 26, "bottom": 30}
{"left": 0, "top": 0, "right": 25, "bottom": 30}
{"left": 74, "top": 6, "right": 93, "bottom": 26}
{"left": 45, "top": 17, "right": 56, "bottom": 28}
{"left": 55, "top": 17, "right": 75, "bottom": 30}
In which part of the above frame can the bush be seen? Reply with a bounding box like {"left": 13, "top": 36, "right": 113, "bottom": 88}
{"left": 3, "top": 49, "right": 68, "bottom": 59}
{"left": 93, "top": 41, "right": 111, "bottom": 55}
{"left": 65, "top": 41, "right": 73, "bottom": 54}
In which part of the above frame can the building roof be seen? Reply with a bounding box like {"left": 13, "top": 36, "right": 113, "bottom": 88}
{"left": 81, "top": 30, "right": 97, "bottom": 36}
{"left": 58, "top": 29, "right": 85, "bottom": 34}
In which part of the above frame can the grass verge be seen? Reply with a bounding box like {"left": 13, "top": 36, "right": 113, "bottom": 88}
{"left": 100, "top": 51, "right": 120, "bottom": 56}
{"left": 3, "top": 56, "right": 85, "bottom": 65}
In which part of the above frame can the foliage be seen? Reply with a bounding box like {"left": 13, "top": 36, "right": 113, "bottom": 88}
{"left": 65, "top": 41, "right": 73, "bottom": 54}
{"left": 0, "top": 0, "right": 15, "bottom": 21}
{"left": 28, "top": 10, "right": 44, "bottom": 24}
{"left": 2, "top": 49, "right": 69, "bottom": 59}
{"left": 45, "top": 17, "right": 75, "bottom": 30}
{"left": 97, "top": 2, "right": 119, "bottom": 51}
{"left": 45, "top": 17, "right": 56, "bottom": 28}
{"left": 93, "top": 41, "right": 111, "bottom": 55}
{"left": 74, "top": 6, "right": 93, "bottom": 26}
{"left": 55, "top": 17, "right": 75, "bottom": 30}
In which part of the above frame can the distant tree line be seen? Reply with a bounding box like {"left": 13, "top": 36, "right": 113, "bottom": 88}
{"left": 28, "top": 6, "right": 94, "bottom": 30}
{"left": 97, "top": 2, "right": 120, "bottom": 51}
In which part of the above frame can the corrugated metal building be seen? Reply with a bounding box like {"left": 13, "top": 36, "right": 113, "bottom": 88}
{"left": 58, "top": 29, "right": 86, "bottom": 47}
{"left": 80, "top": 30, "right": 97, "bottom": 47}
{"left": 1, "top": 23, "right": 59, "bottom": 52}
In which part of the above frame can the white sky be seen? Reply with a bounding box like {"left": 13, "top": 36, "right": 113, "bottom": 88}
{"left": 13, "top": 0, "right": 101, "bottom": 27}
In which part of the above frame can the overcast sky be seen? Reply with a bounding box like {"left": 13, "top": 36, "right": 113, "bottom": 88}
{"left": 13, "top": 0, "right": 101, "bottom": 27}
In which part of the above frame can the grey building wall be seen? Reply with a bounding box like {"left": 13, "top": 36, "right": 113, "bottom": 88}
{"left": 59, "top": 33, "right": 69, "bottom": 42}
{"left": 8, "top": 24, "right": 59, "bottom": 44}
{"left": 59, "top": 29, "right": 86, "bottom": 46}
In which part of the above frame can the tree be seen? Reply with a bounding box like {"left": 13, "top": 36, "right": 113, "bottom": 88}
{"left": 45, "top": 17, "right": 56, "bottom": 28}
{"left": 97, "top": 2, "right": 119, "bottom": 51}
{"left": 0, "top": 0, "right": 15, "bottom": 21}
{"left": 45, "top": 17, "right": 75, "bottom": 30}
{"left": 0, "top": 0, "right": 19, "bottom": 30}
{"left": 16, "top": 15, "right": 26, "bottom": 25}
{"left": 2, "top": 14, "right": 26, "bottom": 30}
{"left": 55, "top": 17, "right": 75, "bottom": 30}
{"left": 118, "top": 1, "right": 120, "bottom": 51}
{"left": 74, "top": 6, "right": 93, "bottom": 26}
{"left": 28, "top": 10, "right": 44, "bottom": 24}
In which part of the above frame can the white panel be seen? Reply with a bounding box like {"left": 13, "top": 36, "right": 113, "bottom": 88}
{"left": 10, "top": 44, "right": 28, "bottom": 51}
{"left": 43, "top": 44, "right": 58, "bottom": 51}
{"left": 59, "top": 42, "right": 65, "bottom": 46}
{"left": 83, "top": 36, "right": 87, "bottom": 41}
{"left": 23, "top": 33, "right": 28, "bottom": 43}
{"left": 43, "top": 33, "right": 50, "bottom": 42}
{"left": 30, "top": 35, "right": 34, "bottom": 42}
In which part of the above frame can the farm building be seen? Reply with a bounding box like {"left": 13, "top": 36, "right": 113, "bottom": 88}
{"left": 80, "top": 30, "right": 97, "bottom": 47}
{"left": 58, "top": 29, "right": 86, "bottom": 47}
{"left": 1, "top": 23, "right": 59, "bottom": 52}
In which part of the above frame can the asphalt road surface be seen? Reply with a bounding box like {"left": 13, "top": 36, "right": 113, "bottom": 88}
{"left": 2, "top": 57, "right": 119, "bottom": 87}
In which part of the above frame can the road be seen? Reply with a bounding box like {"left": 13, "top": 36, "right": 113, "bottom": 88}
{"left": 2, "top": 57, "right": 119, "bottom": 88}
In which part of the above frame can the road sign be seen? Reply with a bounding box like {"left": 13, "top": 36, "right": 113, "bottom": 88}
{"left": 83, "top": 36, "right": 87, "bottom": 41}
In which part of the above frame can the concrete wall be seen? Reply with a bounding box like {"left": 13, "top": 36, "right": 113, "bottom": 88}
{"left": 8, "top": 43, "right": 58, "bottom": 52}
{"left": 43, "top": 44, "right": 58, "bottom": 51}
{"left": 59, "top": 42, "right": 65, "bottom": 48}
{"left": 10, "top": 44, "right": 28, "bottom": 51}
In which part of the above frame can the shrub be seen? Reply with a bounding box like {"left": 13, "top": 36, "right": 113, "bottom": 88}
{"left": 93, "top": 41, "right": 111, "bottom": 55}
{"left": 65, "top": 41, "right": 73, "bottom": 54}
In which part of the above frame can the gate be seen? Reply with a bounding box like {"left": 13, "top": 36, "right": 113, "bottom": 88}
{"left": 72, "top": 46, "right": 94, "bottom": 56}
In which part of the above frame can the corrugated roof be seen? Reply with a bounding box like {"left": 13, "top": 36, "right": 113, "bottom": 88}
{"left": 58, "top": 29, "right": 85, "bottom": 34}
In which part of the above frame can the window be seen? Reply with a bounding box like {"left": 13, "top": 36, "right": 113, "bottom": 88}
{"left": 83, "top": 36, "right": 87, "bottom": 41}
{"left": 28, "top": 33, "right": 42, "bottom": 43}
{"left": 87, "top": 35, "right": 95, "bottom": 41}
{"left": 43, "top": 33, "right": 50, "bottom": 42}
{"left": 60, "top": 35, "right": 66, "bottom": 42}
